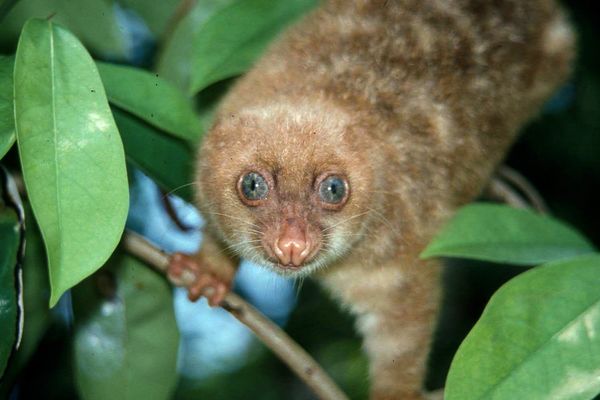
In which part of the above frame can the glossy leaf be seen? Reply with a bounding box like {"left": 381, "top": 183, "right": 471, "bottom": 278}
{"left": 97, "top": 62, "right": 203, "bottom": 143}
{"left": 189, "top": 0, "right": 318, "bottom": 94}
{"left": 156, "top": 0, "right": 234, "bottom": 91}
{"left": 0, "top": 194, "right": 20, "bottom": 377}
{"left": 0, "top": 55, "right": 15, "bottom": 159}
{"left": 14, "top": 19, "right": 129, "bottom": 307}
{"left": 446, "top": 254, "right": 600, "bottom": 400}
{"left": 0, "top": 0, "right": 128, "bottom": 58}
{"left": 113, "top": 108, "right": 195, "bottom": 202}
{"left": 73, "top": 254, "right": 179, "bottom": 400}
{"left": 421, "top": 203, "right": 595, "bottom": 265}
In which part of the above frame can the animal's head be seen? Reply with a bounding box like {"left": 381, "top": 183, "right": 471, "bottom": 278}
{"left": 196, "top": 100, "right": 379, "bottom": 277}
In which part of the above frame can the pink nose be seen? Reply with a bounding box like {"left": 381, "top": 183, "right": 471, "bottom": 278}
{"left": 273, "top": 220, "right": 311, "bottom": 267}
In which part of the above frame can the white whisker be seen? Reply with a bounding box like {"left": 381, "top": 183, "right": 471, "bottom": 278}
{"left": 206, "top": 211, "right": 261, "bottom": 229}
{"left": 163, "top": 181, "right": 198, "bottom": 197}
{"left": 322, "top": 211, "right": 370, "bottom": 233}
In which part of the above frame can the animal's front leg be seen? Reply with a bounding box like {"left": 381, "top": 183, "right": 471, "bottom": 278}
{"left": 324, "top": 258, "right": 442, "bottom": 400}
{"left": 168, "top": 231, "right": 237, "bottom": 306}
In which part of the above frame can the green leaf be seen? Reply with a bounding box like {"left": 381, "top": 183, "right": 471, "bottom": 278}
{"left": 73, "top": 253, "right": 179, "bottom": 400}
{"left": 189, "top": 0, "right": 318, "bottom": 95}
{"left": 155, "top": 0, "right": 235, "bottom": 92}
{"left": 97, "top": 62, "right": 203, "bottom": 143}
{"left": 0, "top": 55, "right": 15, "bottom": 159}
{"left": 446, "top": 254, "right": 600, "bottom": 400}
{"left": 0, "top": 0, "right": 128, "bottom": 59}
{"left": 14, "top": 19, "right": 129, "bottom": 307}
{"left": 113, "top": 108, "right": 195, "bottom": 202}
{"left": 0, "top": 192, "right": 20, "bottom": 378}
{"left": 421, "top": 203, "right": 595, "bottom": 265}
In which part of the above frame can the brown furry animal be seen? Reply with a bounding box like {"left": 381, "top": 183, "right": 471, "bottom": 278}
{"left": 169, "top": 1, "right": 574, "bottom": 398}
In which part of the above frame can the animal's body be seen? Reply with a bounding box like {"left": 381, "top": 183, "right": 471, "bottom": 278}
{"left": 174, "top": 1, "right": 574, "bottom": 398}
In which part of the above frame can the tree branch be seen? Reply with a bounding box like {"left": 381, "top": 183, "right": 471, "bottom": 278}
{"left": 123, "top": 231, "right": 349, "bottom": 400}
{"left": 487, "top": 177, "right": 530, "bottom": 209}
{"left": 486, "top": 165, "right": 549, "bottom": 213}
{"left": 496, "top": 165, "right": 549, "bottom": 214}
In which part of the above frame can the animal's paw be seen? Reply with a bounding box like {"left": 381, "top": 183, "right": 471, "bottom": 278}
{"left": 167, "top": 253, "right": 230, "bottom": 306}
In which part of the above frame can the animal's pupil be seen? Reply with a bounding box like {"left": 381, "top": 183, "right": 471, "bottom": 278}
{"left": 330, "top": 184, "right": 337, "bottom": 195}
{"left": 250, "top": 179, "right": 257, "bottom": 191}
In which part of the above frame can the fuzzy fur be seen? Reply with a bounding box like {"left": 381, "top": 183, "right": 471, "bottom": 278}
{"left": 194, "top": 1, "right": 575, "bottom": 398}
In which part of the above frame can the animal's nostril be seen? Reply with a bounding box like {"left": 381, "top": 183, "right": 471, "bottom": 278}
{"left": 280, "top": 237, "right": 305, "bottom": 252}
{"left": 273, "top": 218, "right": 312, "bottom": 267}
{"left": 272, "top": 238, "right": 289, "bottom": 265}
{"left": 275, "top": 237, "right": 309, "bottom": 266}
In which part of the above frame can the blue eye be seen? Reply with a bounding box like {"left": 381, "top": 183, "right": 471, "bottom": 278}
{"left": 319, "top": 176, "right": 347, "bottom": 204}
{"left": 240, "top": 172, "right": 269, "bottom": 201}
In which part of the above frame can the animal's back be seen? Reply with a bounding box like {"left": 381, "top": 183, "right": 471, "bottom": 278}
{"left": 229, "top": 0, "right": 573, "bottom": 124}
{"left": 219, "top": 0, "right": 574, "bottom": 242}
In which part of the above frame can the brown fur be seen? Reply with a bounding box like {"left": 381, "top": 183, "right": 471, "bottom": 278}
{"left": 194, "top": 1, "right": 574, "bottom": 398}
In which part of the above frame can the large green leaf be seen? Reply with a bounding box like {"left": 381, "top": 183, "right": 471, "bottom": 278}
{"left": 0, "top": 190, "right": 20, "bottom": 377}
{"left": 14, "top": 19, "right": 129, "bottom": 307}
{"left": 97, "top": 62, "right": 203, "bottom": 143}
{"left": 421, "top": 203, "right": 595, "bottom": 265}
{"left": 73, "top": 254, "right": 179, "bottom": 400}
{"left": 189, "top": 0, "right": 318, "bottom": 95}
{"left": 0, "top": 55, "right": 15, "bottom": 159}
{"left": 0, "top": 0, "right": 127, "bottom": 58}
{"left": 113, "top": 108, "right": 195, "bottom": 202}
{"left": 155, "top": 0, "right": 234, "bottom": 92}
{"left": 446, "top": 254, "right": 600, "bottom": 400}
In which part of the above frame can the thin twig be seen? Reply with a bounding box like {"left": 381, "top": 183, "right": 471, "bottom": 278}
{"left": 123, "top": 231, "right": 349, "bottom": 400}
{"left": 497, "top": 165, "right": 550, "bottom": 214}
{"left": 487, "top": 177, "right": 530, "bottom": 209}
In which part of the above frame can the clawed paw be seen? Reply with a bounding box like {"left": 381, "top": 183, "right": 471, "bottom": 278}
{"left": 167, "top": 253, "right": 230, "bottom": 306}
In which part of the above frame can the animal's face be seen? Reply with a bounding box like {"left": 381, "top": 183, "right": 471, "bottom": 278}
{"left": 196, "top": 102, "right": 376, "bottom": 277}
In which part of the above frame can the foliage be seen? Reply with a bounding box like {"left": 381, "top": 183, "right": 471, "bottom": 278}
{"left": 422, "top": 204, "right": 600, "bottom": 399}
{"left": 188, "top": 0, "right": 317, "bottom": 94}
{"left": 421, "top": 204, "right": 595, "bottom": 265}
{"left": 73, "top": 255, "right": 179, "bottom": 400}
{"left": 0, "top": 56, "right": 15, "bottom": 158}
{"left": 14, "top": 19, "right": 129, "bottom": 306}
{"left": 0, "top": 0, "right": 599, "bottom": 400}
